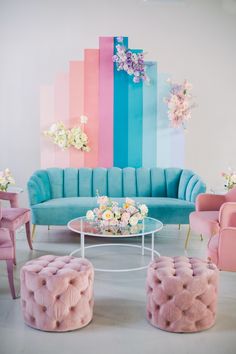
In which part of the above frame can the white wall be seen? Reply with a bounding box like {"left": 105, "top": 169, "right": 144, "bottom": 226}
{"left": 0, "top": 0, "right": 236, "bottom": 206}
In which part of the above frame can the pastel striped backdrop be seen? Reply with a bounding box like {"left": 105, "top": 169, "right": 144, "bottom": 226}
{"left": 40, "top": 36, "right": 185, "bottom": 169}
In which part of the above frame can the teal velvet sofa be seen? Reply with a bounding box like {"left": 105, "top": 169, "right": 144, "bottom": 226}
{"left": 27, "top": 167, "right": 206, "bottom": 235}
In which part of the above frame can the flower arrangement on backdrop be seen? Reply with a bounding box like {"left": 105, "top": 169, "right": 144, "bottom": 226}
{"left": 221, "top": 168, "right": 236, "bottom": 191}
{"left": 86, "top": 195, "right": 148, "bottom": 233}
{"left": 112, "top": 36, "right": 149, "bottom": 84}
{"left": 164, "top": 79, "right": 195, "bottom": 129}
{"left": 44, "top": 115, "right": 90, "bottom": 151}
{"left": 0, "top": 168, "right": 15, "bottom": 191}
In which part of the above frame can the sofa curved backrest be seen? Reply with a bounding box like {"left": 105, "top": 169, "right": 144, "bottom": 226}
{"left": 28, "top": 167, "right": 206, "bottom": 206}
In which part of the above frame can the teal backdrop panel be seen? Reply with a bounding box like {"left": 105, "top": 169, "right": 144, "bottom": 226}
{"left": 113, "top": 36, "right": 129, "bottom": 168}
{"left": 128, "top": 49, "right": 143, "bottom": 168}
{"left": 143, "top": 62, "right": 157, "bottom": 168}
{"left": 157, "top": 72, "right": 172, "bottom": 167}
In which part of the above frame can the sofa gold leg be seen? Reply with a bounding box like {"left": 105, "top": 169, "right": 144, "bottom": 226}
{"left": 185, "top": 225, "right": 191, "bottom": 249}
{"left": 178, "top": 224, "right": 181, "bottom": 230}
{"left": 32, "top": 224, "right": 36, "bottom": 241}
{"left": 200, "top": 234, "right": 203, "bottom": 241}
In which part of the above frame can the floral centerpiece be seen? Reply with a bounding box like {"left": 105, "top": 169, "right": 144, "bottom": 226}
{"left": 221, "top": 168, "right": 236, "bottom": 191}
{"left": 164, "top": 79, "right": 195, "bottom": 129}
{"left": 44, "top": 115, "right": 90, "bottom": 151}
{"left": 0, "top": 168, "right": 15, "bottom": 191}
{"left": 86, "top": 195, "right": 148, "bottom": 233}
{"left": 112, "top": 36, "right": 149, "bottom": 84}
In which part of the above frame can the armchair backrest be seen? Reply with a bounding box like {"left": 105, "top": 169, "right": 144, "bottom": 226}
{"left": 226, "top": 187, "right": 236, "bottom": 202}
{"left": 27, "top": 167, "right": 206, "bottom": 205}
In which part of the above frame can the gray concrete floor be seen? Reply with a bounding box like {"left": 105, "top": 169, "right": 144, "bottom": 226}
{"left": 0, "top": 225, "right": 236, "bottom": 354}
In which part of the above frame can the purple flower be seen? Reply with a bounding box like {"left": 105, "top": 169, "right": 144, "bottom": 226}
{"left": 116, "top": 36, "right": 123, "bottom": 43}
{"left": 133, "top": 76, "right": 140, "bottom": 83}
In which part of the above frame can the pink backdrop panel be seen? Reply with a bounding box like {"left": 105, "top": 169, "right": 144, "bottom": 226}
{"left": 84, "top": 49, "right": 99, "bottom": 167}
{"left": 98, "top": 37, "right": 114, "bottom": 167}
{"left": 54, "top": 73, "right": 70, "bottom": 168}
{"left": 40, "top": 85, "right": 55, "bottom": 168}
{"left": 69, "top": 61, "right": 84, "bottom": 168}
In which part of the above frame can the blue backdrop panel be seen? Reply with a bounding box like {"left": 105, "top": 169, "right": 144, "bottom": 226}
{"left": 113, "top": 36, "right": 129, "bottom": 168}
{"left": 143, "top": 62, "right": 157, "bottom": 168}
{"left": 128, "top": 49, "right": 143, "bottom": 168}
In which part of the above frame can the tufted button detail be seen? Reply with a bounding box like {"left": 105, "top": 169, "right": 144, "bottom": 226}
{"left": 20, "top": 255, "right": 94, "bottom": 332}
{"left": 146, "top": 256, "right": 219, "bottom": 333}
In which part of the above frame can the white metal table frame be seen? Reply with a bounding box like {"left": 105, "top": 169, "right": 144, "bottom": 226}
{"left": 68, "top": 217, "right": 163, "bottom": 272}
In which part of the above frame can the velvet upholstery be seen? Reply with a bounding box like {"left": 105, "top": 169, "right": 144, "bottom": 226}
{"left": 27, "top": 167, "right": 206, "bottom": 226}
{"left": 146, "top": 256, "right": 218, "bottom": 333}
{"left": 20, "top": 255, "right": 94, "bottom": 332}
{"left": 188, "top": 188, "right": 236, "bottom": 260}
{"left": 207, "top": 202, "right": 236, "bottom": 271}
{"left": 0, "top": 205, "right": 16, "bottom": 299}
{"left": 0, "top": 193, "right": 32, "bottom": 263}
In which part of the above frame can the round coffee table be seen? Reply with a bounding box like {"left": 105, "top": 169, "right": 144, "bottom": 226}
{"left": 68, "top": 217, "right": 163, "bottom": 272}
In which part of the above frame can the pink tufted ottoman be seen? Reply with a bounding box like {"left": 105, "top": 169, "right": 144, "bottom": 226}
{"left": 146, "top": 256, "right": 219, "bottom": 333}
{"left": 20, "top": 255, "right": 94, "bottom": 332}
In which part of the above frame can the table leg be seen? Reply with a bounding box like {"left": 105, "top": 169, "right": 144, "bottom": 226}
{"left": 151, "top": 232, "right": 154, "bottom": 260}
{"left": 142, "top": 234, "right": 144, "bottom": 256}
{"left": 81, "top": 233, "right": 85, "bottom": 258}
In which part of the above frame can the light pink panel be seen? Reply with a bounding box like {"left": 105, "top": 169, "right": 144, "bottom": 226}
{"left": 98, "top": 37, "right": 114, "bottom": 167}
{"left": 84, "top": 49, "right": 99, "bottom": 167}
{"left": 69, "top": 61, "right": 85, "bottom": 168}
{"left": 40, "top": 85, "right": 55, "bottom": 168}
{"left": 54, "top": 73, "right": 70, "bottom": 168}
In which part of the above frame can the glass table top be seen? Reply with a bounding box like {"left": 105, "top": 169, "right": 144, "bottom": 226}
{"left": 68, "top": 216, "right": 163, "bottom": 238}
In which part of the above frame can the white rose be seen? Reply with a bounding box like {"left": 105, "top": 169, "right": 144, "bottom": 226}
{"left": 139, "top": 204, "right": 148, "bottom": 216}
{"left": 86, "top": 210, "right": 95, "bottom": 221}
{"left": 80, "top": 115, "right": 88, "bottom": 124}
{"left": 129, "top": 215, "right": 138, "bottom": 226}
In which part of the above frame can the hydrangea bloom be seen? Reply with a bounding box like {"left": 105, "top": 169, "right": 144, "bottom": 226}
{"left": 112, "top": 37, "right": 149, "bottom": 84}
{"left": 44, "top": 116, "right": 90, "bottom": 151}
{"left": 164, "top": 79, "right": 195, "bottom": 128}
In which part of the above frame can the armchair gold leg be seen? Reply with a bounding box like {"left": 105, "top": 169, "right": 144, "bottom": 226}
{"left": 48, "top": 225, "right": 50, "bottom": 231}
{"left": 185, "top": 225, "right": 191, "bottom": 249}
{"left": 32, "top": 224, "right": 36, "bottom": 241}
{"left": 178, "top": 224, "right": 181, "bottom": 230}
{"left": 200, "top": 234, "right": 203, "bottom": 241}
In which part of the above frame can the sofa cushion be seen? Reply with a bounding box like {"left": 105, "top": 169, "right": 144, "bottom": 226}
{"left": 31, "top": 197, "right": 195, "bottom": 225}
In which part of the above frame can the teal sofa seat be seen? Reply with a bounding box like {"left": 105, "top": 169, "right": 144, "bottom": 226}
{"left": 27, "top": 167, "right": 206, "bottom": 227}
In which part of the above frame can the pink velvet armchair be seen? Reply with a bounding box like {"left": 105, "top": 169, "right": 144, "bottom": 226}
{"left": 0, "top": 191, "right": 32, "bottom": 264}
{"left": 0, "top": 205, "right": 16, "bottom": 298}
{"left": 185, "top": 187, "right": 236, "bottom": 271}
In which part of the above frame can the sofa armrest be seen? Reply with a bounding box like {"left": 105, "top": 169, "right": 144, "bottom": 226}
{"left": 196, "top": 193, "right": 226, "bottom": 211}
{"left": 0, "top": 191, "right": 19, "bottom": 207}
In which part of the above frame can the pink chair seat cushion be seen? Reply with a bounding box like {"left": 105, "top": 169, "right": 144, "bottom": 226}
{"left": 146, "top": 256, "right": 219, "bottom": 333}
{"left": 190, "top": 211, "right": 219, "bottom": 237}
{"left": 0, "top": 228, "right": 14, "bottom": 259}
{"left": 1, "top": 208, "right": 30, "bottom": 231}
{"left": 20, "top": 255, "right": 94, "bottom": 332}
